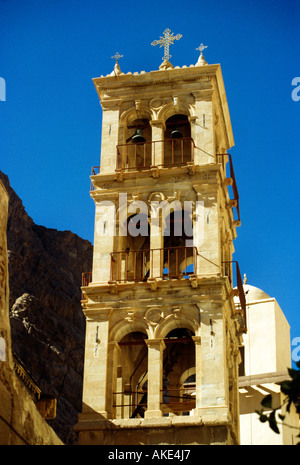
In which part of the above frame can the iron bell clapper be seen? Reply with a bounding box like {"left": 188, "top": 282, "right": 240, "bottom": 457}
{"left": 132, "top": 128, "right": 146, "bottom": 143}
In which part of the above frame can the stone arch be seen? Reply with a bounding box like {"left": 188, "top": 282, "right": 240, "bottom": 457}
{"left": 161, "top": 327, "right": 196, "bottom": 415}
{"left": 119, "top": 105, "right": 153, "bottom": 127}
{"left": 112, "top": 199, "right": 151, "bottom": 282}
{"left": 157, "top": 101, "right": 191, "bottom": 123}
{"left": 162, "top": 202, "right": 195, "bottom": 277}
{"left": 158, "top": 105, "right": 193, "bottom": 166}
{"left": 110, "top": 326, "right": 149, "bottom": 419}
{"left": 179, "top": 367, "right": 196, "bottom": 387}
{"left": 154, "top": 313, "right": 199, "bottom": 340}
{"left": 116, "top": 199, "right": 150, "bottom": 241}
{"left": 110, "top": 318, "right": 149, "bottom": 343}
{"left": 118, "top": 105, "right": 153, "bottom": 169}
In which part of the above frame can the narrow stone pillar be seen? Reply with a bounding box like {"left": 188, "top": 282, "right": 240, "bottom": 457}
{"left": 197, "top": 304, "right": 227, "bottom": 412}
{"left": 144, "top": 338, "right": 166, "bottom": 418}
{"left": 192, "top": 90, "right": 215, "bottom": 165}
{"left": 149, "top": 204, "right": 163, "bottom": 279}
{"left": 81, "top": 308, "right": 112, "bottom": 418}
{"left": 150, "top": 120, "right": 165, "bottom": 166}
{"left": 106, "top": 341, "right": 121, "bottom": 419}
{"left": 92, "top": 201, "right": 116, "bottom": 282}
{"left": 193, "top": 185, "right": 220, "bottom": 276}
{"left": 100, "top": 104, "right": 120, "bottom": 173}
{"left": 192, "top": 336, "right": 202, "bottom": 412}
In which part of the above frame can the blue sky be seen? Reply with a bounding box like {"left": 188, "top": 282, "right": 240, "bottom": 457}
{"left": 1, "top": 0, "right": 300, "bottom": 364}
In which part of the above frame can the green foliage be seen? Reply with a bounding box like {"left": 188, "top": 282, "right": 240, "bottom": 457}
{"left": 256, "top": 361, "right": 300, "bottom": 442}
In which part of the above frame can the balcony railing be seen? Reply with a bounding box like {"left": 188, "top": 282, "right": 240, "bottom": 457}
{"left": 110, "top": 246, "right": 197, "bottom": 282}
{"left": 113, "top": 386, "right": 196, "bottom": 419}
{"left": 81, "top": 271, "right": 92, "bottom": 301}
{"left": 223, "top": 260, "right": 246, "bottom": 330}
{"left": 90, "top": 151, "right": 240, "bottom": 223}
{"left": 116, "top": 137, "right": 195, "bottom": 171}
{"left": 217, "top": 153, "right": 240, "bottom": 222}
{"left": 82, "top": 256, "right": 246, "bottom": 329}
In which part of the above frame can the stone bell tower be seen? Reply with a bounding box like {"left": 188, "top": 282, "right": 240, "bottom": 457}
{"left": 75, "top": 33, "right": 246, "bottom": 445}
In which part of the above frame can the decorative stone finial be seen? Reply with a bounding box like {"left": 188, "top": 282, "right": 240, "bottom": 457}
{"left": 195, "top": 43, "right": 208, "bottom": 66}
{"left": 243, "top": 273, "right": 248, "bottom": 285}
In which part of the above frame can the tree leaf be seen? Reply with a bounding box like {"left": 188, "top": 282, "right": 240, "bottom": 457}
{"left": 280, "top": 380, "right": 292, "bottom": 395}
{"left": 269, "top": 410, "right": 280, "bottom": 434}
{"left": 288, "top": 368, "right": 298, "bottom": 379}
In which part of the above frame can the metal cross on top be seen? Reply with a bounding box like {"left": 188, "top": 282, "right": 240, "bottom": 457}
{"left": 111, "top": 52, "right": 124, "bottom": 64}
{"left": 151, "top": 28, "right": 182, "bottom": 62}
{"left": 196, "top": 43, "right": 208, "bottom": 56}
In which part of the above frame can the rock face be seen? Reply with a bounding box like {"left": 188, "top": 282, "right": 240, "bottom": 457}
{"left": 0, "top": 172, "right": 93, "bottom": 444}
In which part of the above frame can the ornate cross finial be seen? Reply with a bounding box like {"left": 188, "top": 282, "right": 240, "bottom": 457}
{"left": 151, "top": 28, "right": 182, "bottom": 62}
{"left": 196, "top": 43, "right": 208, "bottom": 56}
{"left": 195, "top": 43, "right": 208, "bottom": 66}
{"left": 111, "top": 52, "right": 123, "bottom": 65}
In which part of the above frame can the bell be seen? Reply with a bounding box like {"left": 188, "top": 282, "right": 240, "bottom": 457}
{"left": 171, "top": 128, "right": 183, "bottom": 139}
{"left": 132, "top": 128, "right": 146, "bottom": 143}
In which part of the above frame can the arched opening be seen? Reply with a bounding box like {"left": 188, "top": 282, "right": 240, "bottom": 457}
{"left": 163, "top": 210, "right": 194, "bottom": 279}
{"left": 115, "top": 331, "right": 148, "bottom": 419}
{"left": 124, "top": 118, "right": 151, "bottom": 169}
{"left": 112, "top": 213, "right": 150, "bottom": 282}
{"left": 163, "top": 114, "right": 192, "bottom": 166}
{"left": 162, "top": 328, "right": 196, "bottom": 415}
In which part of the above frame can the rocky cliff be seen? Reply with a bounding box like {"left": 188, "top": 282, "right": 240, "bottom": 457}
{"left": 0, "top": 171, "right": 93, "bottom": 444}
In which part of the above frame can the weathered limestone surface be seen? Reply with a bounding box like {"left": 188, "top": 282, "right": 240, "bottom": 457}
{"left": 0, "top": 171, "right": 93, "bottom": 444}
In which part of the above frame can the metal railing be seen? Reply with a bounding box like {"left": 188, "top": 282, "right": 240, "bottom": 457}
{"left": 223, "top": 260, "right": 246, "bottom": 330}
{"left": 116, "top": 137, "right": 195, "bottom": 171}
{"left": 81, "top": 271, "right": 92, "bottom": 301}
{"left": 110, "top": 246, "right": 197, "bottom": 282}
{"left": 82, "top": 258, "right": 246, "bottom": 330}
{"left": 90, "top": 148, "right": 240, "bottom": 223}
{"left": 217, "top": 153, "right": 240, "bottom": 222}
{"left": 90, "top": 166, "right": 100, "bottom": 191}
{"left": 112, "top": 385, "right": 196, "bottom": 419}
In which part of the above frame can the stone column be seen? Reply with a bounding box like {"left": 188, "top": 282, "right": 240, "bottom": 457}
{"left": 150, "top": 120, "right": 165, "bottom": 166}
{"left": 106, "top": 341, "right": 121, "bottom": 419}
{"left": 193, "top": 184, "right": 220, "bottom": 277}
{"left": 144, "top": 338, "right": 166, "bottom": 418}
{"left": 92, "top": 200, "right": 116, "bottom": 282}
{"left": 196, "top": 303, "right": 227, "bottom": 415}
{"left": 149, "top": 203, "right": 163, "bottom": 279}
{"left": 192, "top": 336, "right": 202, "bottom": 411}
{"left": 192, "top": 90, "right": 215, "bottom": 165}
{"left": 100, "top": 102, "right": 121, "bottom": 173}
{"left": 81, "top": 308, "right": 112, "bottom": 419}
